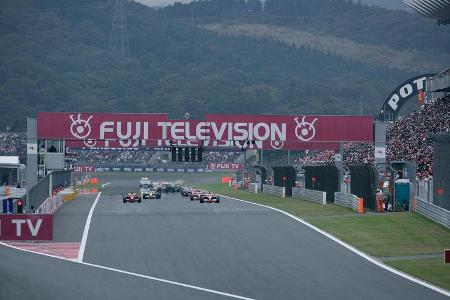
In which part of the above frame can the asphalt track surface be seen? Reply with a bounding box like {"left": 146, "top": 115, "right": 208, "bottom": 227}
{"left": 1, "top": 173, "right": 448, "bottom": 300}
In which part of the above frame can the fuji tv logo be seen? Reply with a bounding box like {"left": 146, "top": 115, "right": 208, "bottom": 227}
{"left": 69, "top": 114, "right": 97, "bottom": 147}
{"left": 294, "top": 116, "right": 318, "bottom": 142}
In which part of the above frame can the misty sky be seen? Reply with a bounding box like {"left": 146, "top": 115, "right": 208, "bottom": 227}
{"left": 135, "top": 0, "right": 405, "bottom": 9}
{"left": 136, "top": 0, "right": 191, "bottom": 7}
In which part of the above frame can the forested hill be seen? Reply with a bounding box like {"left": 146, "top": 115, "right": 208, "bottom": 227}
{"left": 0, "top": 0, "right": 448, "bottom": 130}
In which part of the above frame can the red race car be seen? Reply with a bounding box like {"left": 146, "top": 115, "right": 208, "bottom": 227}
{"left": 123, "top": 192, "right": 141, "bottom": 203}
{"left": 200, "top": 192, "right": 220, "bottom": 203}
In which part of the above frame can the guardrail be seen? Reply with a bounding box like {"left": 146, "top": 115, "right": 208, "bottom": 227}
{"left": 335, "top": 192, "right": 359, "bottom": 211}
{"left": 248, "top": 183, "right": 260, "bottom": 194}
{"left": 262, "top": 184, "right": 285, "bottom": 198}
{"left": 292, "top": 187, "right": 326, "bottom": 204}
{"left": 414, "top": 197, "right": 450, "bottom": 229}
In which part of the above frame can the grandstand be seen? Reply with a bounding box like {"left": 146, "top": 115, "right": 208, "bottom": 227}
{"left": 404, "top": 0, "right": 450, "bottom": 25}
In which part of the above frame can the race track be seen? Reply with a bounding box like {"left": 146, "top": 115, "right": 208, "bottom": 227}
{"left": 0, "top": 173, "right": 448, "bottom": 300}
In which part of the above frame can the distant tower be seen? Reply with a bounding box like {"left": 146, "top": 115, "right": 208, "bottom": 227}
{"left": 109, "top": 0, "right": 130, "bottom": 57}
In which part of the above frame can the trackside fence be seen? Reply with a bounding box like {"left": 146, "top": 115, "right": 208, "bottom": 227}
{"left": 414, "top": 197, "right": 450, "bottom": 229}
{"left": 335, "top": 192, "right": 359, "bottom": 211}
{"left": 292, "top": 187, "right": 326, "bottom": 204}
{"left": 263, "top": 184, "right": 285, "bottom": 198}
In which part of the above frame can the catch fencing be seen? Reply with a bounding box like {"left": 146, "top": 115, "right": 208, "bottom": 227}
{"left": 335, "top": 192, "right": 359, "bottom": 211}
{"left": 414, "top": 197, "right": 450, "bottom": 229}
{"left": 292, "top": 187, "right": 326, "bottom": 204}
{"left": 262, "top": 184, "right": 285, "bottom": 198}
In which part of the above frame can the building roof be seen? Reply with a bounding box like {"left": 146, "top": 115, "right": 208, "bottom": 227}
{"left": 0, "top": 156, "right": 20, "bottom": 166}
{"left": 404, "top": 0, "right": 450, "bottom": 23}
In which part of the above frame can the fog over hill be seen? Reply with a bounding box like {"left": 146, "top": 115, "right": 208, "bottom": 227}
{"left": 136, "top": 0, "right": 407, "bottom": 10}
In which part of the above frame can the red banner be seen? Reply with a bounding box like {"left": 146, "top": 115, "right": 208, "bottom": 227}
{"left": 0, "top": 214, "right": 53, "bottom": 240}
{"left": 38, "top": 112, "right": 373, "bottom": 150}
{"left": 73, "top": 165, "right": 96, "bottom": 173}
{"left": 207, "top": 163, "right": 242, "bottom": 170}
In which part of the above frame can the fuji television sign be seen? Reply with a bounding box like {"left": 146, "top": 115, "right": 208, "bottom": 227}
{"left": 37, "top": 112, "right": 374, "bottom": 151}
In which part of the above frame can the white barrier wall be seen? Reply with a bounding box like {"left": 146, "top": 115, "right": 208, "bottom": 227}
{"left": 249, "top": 183, "right": 260, "bottom": 194}
{"left": 335, "top": 192, "right": 359, "bottom": 211}
{"left": 262, "top": 184, "right": 285, "bottom": 198}
{"left": 35, "top": 193, "right": 64, "bottom": 214}
{"left": 292, "top": 187, "right": 326, "bottom": 204}
{"left": 415, "top": 197, "right": 450, "bottom": 229}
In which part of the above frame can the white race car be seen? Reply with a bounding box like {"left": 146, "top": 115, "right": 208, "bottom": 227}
{"left": 200, "top": 192, "right": 220, "bottom": 203}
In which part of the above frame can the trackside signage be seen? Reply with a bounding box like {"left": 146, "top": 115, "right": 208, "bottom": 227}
{"left": 207, "top": 163, "right": 242, "bottom": 170}
{"left": 377, "top": 74, "right": 435, "bottom": 121}
{"left": 74, "top": 165, "right": 96, "bottom": 172}
{"left": 38, "top": 112, "right": 374, "bottom": 150}
{"left": 0, "top": 214, "right": 53, "bottom": 240}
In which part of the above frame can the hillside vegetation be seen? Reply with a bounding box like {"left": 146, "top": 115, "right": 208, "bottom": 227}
{"left": 202, "top": 23, "right": 448, "bottom": 72}
{"left": 0, "top": 0, "right": 448, "bottom": 130}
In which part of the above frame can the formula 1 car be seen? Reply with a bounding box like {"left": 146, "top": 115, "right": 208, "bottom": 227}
{"left": 123, "top": 192, "right": 141, "bottom": 203}
{"left": 200, "top": 192, "right": 220, "bottom": 203}
{"left": 190, "top": 189, "right": 202, "bottom": 201}
{"left": 181, "top": 186, "right": 191, "bottom": 197}
{"left": 141, "top": 188, "right": 161, "bottom": 199}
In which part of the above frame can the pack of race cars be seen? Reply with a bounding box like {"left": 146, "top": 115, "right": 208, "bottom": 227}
{"left": 181, "top": 186, "right": 220, "bottom": 203}
{"left": 123, "top": 177, "right": 219, "bottom": 204}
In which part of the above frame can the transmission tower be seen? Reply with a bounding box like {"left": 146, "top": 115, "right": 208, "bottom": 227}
{"left": 109, "top": 0, "right": 130, "bottom": 57}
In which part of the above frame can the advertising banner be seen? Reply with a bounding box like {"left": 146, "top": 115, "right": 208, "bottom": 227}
{"left": 207, "top": 163, "right": 242, "bottom": 170}
{"left": 0, "top": 214, "right": 53, "bottom": 240}
{"left": 73, "top": 165, "right": 96, "bottom": 173}
{"left": 38, "top": 112, "right": 373, "bottom": 150}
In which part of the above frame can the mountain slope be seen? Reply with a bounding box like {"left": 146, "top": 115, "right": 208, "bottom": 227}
{"left": 0, "top": 0, "right": 446, "bottom": 130}
{"left": 202, "top": 23, "right": 447, "bottom": 73}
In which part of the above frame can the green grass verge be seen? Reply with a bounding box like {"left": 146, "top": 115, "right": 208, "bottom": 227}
{"left": 196, "top": 181, "right": 450, "bottom": 290}
{"left": 386, "top": 258, "right": 450, "bottom": 290}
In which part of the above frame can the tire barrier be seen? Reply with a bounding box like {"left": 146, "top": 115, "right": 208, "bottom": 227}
{"left": 292, "top": 187, "right": 326, "bottom": 204}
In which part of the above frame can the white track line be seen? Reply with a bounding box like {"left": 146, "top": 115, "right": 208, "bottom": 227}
{"left": 78, "top": 192, "right": 101, "bottom": 262}
{"left": 222, "top": 195, "right": 450, "bottom": 297}
{"left": 0, "top": 242, "right": 255, "bottom": 300}
{"left": 101, "top": 182, "right": 111, "bottom": 188}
